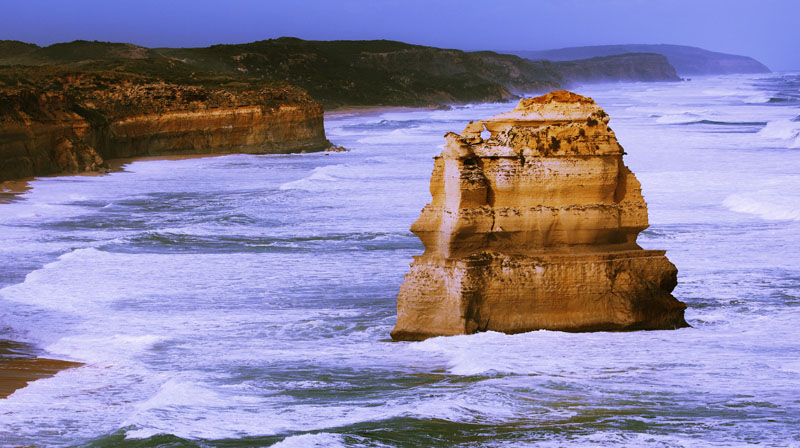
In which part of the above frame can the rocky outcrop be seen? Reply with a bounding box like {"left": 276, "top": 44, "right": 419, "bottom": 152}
{"left": 549, "top": 53, "right": 680, "bottom": 83}
{"left": 0, "top": 73, "right": 331, "bottom": 182}
{"left": 391, "top": 90, "right": 688, "bottom": 341}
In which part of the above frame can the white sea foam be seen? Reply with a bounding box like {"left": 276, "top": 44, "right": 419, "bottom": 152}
{"left": 279, "top": 163, "right": 383, "bottom": 191}
{"left": 271, "top": 433, "right": 350, "bottom": 448}
{"left": 744, "top": 93, "right": 772, "bottom": 103}
{"left": 531, "top": 431, "right": 745, "bottom": 448}
{"left": 723, "top": 193, "right": 800, "bottom": 221}
{"left": 45, "top": 334, "right": 166, "bottom": 364}
{"left": 356, "top": 127, "right": 442, "bottom": 145}
{"left": 756, "top": 118, "right": 800, "bottom": 149}
{"left": 758, "top": 119, "right": 800, "bottom": 140}
{"left": 3, "top": 74, "right": 800, "bottom": 446}
{"left": 701, "top": 88, "right": 744, "bottom": 97}
{"left": 654, "top": 112, "right": 703, "bottom": 124}
{"left": 0, "top": 248, "right": 139, "bottom": 312}
{"left": 123, "top": 396, "right": 397, "bottom": 440}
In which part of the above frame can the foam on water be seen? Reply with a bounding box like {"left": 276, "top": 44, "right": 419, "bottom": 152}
{"left": 271, "top": 433, "right": 351, "bottom": 448}
{"left": 723, "top": 193, "right": 800, "bottom": 221}
{"left": 279, "top": 161, "right": 408, "bottom": 191}
{"left": 356, "top": 127, "right": 444, "bottom": 145}
{"left": 45, "top": 334, "right": 166, "bottom": 364}
{"left": 1, "top": 73, "right": 800, "bottom": 447}
{"left": 758, "top": 118, "right": 800, "bottom": 140}
{"left": 655, "top": 111, "right": 708, "bottom": 124}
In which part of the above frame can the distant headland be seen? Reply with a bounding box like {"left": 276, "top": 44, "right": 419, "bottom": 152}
{"left": 508, "top": 44, "right": 771, "bottom": 76}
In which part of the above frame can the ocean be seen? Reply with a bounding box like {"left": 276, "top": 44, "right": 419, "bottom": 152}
{"left": 1, "top": 73, "right": 799, "bottom": 447}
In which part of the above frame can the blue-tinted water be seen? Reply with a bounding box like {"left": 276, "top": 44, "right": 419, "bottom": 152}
{"left": 1, "top": 74, "right": 799, "bottom": 447}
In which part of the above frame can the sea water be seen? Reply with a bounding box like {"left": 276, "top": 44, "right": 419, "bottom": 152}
{"left": 1, "top": 73, "right": 799, "bottom": 447}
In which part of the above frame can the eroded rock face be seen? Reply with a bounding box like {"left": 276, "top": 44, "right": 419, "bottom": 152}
{"left": 0, "top": 77, "right": 331, "bottom": 182}
{"left": 391, "top": 90, "right": 688, "bottom": 341}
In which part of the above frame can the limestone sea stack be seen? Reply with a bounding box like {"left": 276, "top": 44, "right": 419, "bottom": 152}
{"left": 391, "top": 90, "right": 688, "bottom": 341}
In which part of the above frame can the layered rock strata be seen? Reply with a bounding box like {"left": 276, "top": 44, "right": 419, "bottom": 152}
{"left": 391, "top": 90, "right": 688, "bottom": 341}
{"left": 0, "top": 74, "right": 331, "bottom": 182}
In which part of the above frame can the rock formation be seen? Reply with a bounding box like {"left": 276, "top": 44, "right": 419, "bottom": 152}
{"left": 0, "top": 73, "right": 331, "bottom": 182}
{"left": 548, "top": 53, "right": 680, "bottom": 83}
{"left": 391, "top": 90, "right": 688, "bottom": 341}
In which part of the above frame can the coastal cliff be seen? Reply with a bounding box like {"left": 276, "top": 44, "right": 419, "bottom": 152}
{"left": 0, "top": 71, "right": 330, "bottom": 182}
{"left": 548, "top": 53, "right": 679, "bottom": 83}
{"left": 1, "top": 39, "right": 681, "bottom": 109}
{"left": 391, "top": 91, "right": 688, "bottom": 341}
{"left": 512, "top": 44, "right": 771, "bottom": 76}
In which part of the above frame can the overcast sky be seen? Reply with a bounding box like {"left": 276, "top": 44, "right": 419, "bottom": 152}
{"left": 2, "top": 0, "right": 797, "bottom": 70}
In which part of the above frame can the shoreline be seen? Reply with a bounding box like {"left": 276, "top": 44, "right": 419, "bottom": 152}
{"left": 0, "top": 357, "right": 83, "bottom": 399}
{"left": 0, "top": 106, "right": 446, "bottom": 396}
{"left": 0, "top": 152, "right": 243, "bottom": 204}
{"left": 0, "top": 340, "right": 82, "bottom": 399}
{"left": 0, "top": 179, "right": 32, "bottom": 204}
{"left": 0, "top": 145, "right": 352, "bottom": 202}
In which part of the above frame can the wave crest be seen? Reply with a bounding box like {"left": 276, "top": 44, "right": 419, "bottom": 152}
{"left": 723, "top": 193, "right": 800, "bottom": 221}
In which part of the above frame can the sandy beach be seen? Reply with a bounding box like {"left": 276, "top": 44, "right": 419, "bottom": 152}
{"left": 0, "top": 340, "right": 82, "bottom": 399}
{"left": 0, "top": 357, "right": 83, "bottom": 399}
{"left": 0, "top": 179, "right": 32, "bottom": 204}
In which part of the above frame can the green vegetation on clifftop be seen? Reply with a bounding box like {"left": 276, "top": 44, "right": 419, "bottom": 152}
{"left": 0, "top": 38, "right": 680, "bottom": 108}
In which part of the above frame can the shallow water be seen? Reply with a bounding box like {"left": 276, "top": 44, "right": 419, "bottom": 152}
{"left": 1, "top": 73, "right": 799, "bottom": 447}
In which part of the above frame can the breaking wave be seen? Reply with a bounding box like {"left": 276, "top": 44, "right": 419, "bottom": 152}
{"left": 723, "top": 193, "right": 800, "bottom": 221}
{"left": 757, "top": 119, "right": 800, "bottom": 148}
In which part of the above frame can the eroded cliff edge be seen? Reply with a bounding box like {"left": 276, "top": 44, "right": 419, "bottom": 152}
{"left": 391, "top": 90, "right": 688, "bottom": 341}
{"left": 0, "top": 71, "right": 331, "bottom": 182}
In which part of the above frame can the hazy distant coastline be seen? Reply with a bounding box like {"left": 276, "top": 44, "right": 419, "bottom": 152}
{"left": 508, "top": 44, "right": 771, "bottom": 76}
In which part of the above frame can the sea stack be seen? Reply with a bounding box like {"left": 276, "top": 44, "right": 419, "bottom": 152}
{"left": 391, "top": 90, "right": 688, "bottom": 341}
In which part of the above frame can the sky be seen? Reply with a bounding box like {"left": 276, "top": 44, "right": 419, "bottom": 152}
{"left": 1, "top": 0, "right": 798, "bottom": 71}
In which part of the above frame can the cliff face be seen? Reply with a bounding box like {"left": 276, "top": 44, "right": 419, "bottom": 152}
{"left": 551, "top": 53, "right": 680, "bottom": 83}
{"left": 0, "top": 73, "right": 330, "bottom": 182}
{"left": 391, "top": 90, "right": 688, "bottom": 341}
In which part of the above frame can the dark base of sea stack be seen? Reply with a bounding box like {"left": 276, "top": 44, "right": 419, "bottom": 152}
{"left": 390, "top": 251, "right": 689, "bottom": 341}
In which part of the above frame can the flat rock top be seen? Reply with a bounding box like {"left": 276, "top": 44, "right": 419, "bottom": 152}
{"left": 484, "top": 90, "right": 603, "bottom": 125}
{"left": 522, "top": 90, "right": 596, "bottom": 106}
{"left": 460, "top": 90, "right": 610, "bottom": 141}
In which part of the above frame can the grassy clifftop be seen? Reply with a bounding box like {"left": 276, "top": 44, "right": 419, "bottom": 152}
{"left": 0, "top": 39, "right": 548, "bottom": 107}
{"left": 0, "top": 38, "right": 680, "bottom": 108}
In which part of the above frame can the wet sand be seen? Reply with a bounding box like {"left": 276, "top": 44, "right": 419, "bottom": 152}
{"left": 0, "top": 357, "right": 83, "bottom": 398}
{"left": 0, "top": 340, "right": 82, "bottom": 399}
{"left": 0, "top": 179, "right": 32, "bottom": 204}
